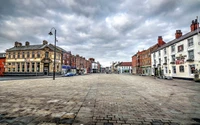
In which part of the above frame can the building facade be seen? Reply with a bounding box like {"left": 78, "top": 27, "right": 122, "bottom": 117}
{"left": 117, "top": 62, "right": 132, "bottom": 74}
{"left": 151, "top": 19, "right": 200, "bottom": 79}
{"left": 0, "top": 53, "right": 6, "bottom": 76}
{"left": 132, "top": 36, "right": 165, "bottom": 75}
{"left": 4, "top": 41, "right": 62, "bottom": 76}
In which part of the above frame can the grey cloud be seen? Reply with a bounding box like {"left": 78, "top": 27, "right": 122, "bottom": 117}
{"left": 0, "top": 0, "right": 200, "bottom": 66}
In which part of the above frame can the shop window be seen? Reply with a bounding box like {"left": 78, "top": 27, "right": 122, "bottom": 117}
{"left": 37, "top": 63, "right": 40, "bottom": 72}
{"left": 27, "top": 62, "right": 30, "bottom": 72}
{"left": 32, "top": 62, "right": 35, "bottom": 72}
{"left": 17, "top": 63, "right": 20, "bottom": 72}
{"left": 179, "top": 65, "right": 184, "bottom": 72}
{"left": 190, "top": 65, "right": 195, "bottom": 74}
{"left": 172, "top": 66, "right": 176, "bottom": 74}
{"left": 22, "top": 63, "right": 24, "bottom": 72}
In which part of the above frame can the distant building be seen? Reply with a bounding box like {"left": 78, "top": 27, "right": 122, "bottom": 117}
{"left": 0, "top": 53, "right": 6, "bottom": 76}
{"left": 117, "top": 62, "right": 132, "bottom": 74}
{"left": 132, "top": 36, "right": 165, "bottom": 75}
{"left": 4, "top": 40, "right": 62, "bottom": 76}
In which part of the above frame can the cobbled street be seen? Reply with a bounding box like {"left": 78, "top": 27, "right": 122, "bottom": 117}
{"left": 0, "top": 74, "right": 200, "bottom": 125}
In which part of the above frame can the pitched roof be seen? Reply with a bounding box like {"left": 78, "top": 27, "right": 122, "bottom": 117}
{"left": 0, "top": 53, "right": 6, "bottom": 58}
{"left": 6, "top": 45, "right": 44, "bottom": 51}
{"left": 6, "top": 43, "right": 67, "bottom": 53}
{"left": 152, "top": 28, "right": 200, "bottom": 53}
{"left": 119, "top": 62, "right": 132, "bottom": 66}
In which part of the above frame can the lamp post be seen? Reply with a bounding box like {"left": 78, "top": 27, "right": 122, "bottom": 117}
{"left": 48, "top": 27, "right": 56, "bottom": 80}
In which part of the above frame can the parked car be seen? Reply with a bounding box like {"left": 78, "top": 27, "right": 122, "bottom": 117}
{"left": 63, "top": 72, "right": 75, "bottom": 77}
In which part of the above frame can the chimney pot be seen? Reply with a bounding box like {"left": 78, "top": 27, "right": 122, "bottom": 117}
{"left": 43, "top": 40, "right": 48, "bottom": 45}
{"left": 158, "top": 36, "right": 165, "bottom": 46}
{"left": 15, "top": 41, "right": 18, "bottom": 47}
{"left": 25, "top": 41, "right": 30, "bottom": 46}
{"left": 175, "top": 30, "right": 182, "bottom": 39}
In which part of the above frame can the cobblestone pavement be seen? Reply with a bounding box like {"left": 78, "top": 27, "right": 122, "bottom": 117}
{"left": 0, "top": 74, "right": 200, "bottom": 125}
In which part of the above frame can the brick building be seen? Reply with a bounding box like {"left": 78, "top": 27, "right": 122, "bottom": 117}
{"left": 0, "top": 53, "right": 6, "bottom": 76}
{"left": 132, "top": 36, "right": 165, "bottom": 75}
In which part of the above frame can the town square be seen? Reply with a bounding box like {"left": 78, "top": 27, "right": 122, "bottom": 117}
{"left": 0, "top": 74, "right": 200, "bottom": 125}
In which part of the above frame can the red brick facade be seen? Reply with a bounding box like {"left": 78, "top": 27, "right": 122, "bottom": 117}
{"left": 0, "top": 56, "right": 6, "bottom": 76}
{"left": 132, "top": 36, "right": 165, "bottom": 75}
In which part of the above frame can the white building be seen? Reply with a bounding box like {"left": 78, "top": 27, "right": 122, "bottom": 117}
{"left": 151, "top": 19, "right": 200, "bottom": 79}
{"left": 117, "top": 62, "right": 132, "bottom": 74}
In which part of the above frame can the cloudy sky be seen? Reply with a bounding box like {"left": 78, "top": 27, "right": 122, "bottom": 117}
{"left": 0, "top": 0, "right": 200, "bottom": 66}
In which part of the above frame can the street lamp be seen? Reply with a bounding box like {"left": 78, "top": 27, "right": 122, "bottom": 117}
{"left": 48, "top": 27, "right": 57, "bottom": 80}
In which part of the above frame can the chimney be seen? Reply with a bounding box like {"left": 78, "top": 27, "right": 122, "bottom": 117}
{"left": 15, "top": 42, "right": 22, "bottom": 47}
{"left": 194, "top": 19, "right": 199, "bottom": 30}
{"left": 15, "top": 41, "right": 18, "bottom": 47}
{"left": 43, "top": 40, "right": 48, "bottom": 45}
{"left": 25, "top": 41, "right": 30, "bottom": 46}
{"left": 191, "top": 20, "right": 195, "bottom": 31}
{"left": 175, "top": 30, "right": 182, "bottom": 39}
{"left": 158, "top": 36, "right": 164, "bottom": 46}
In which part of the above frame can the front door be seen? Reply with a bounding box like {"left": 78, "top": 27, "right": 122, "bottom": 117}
{"left": 44, "top": 63, "right": 49, "bottom": 75}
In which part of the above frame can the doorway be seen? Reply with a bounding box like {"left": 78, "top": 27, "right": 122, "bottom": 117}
{"left": 44, "top": 63, "right": 49, "bottom": 75}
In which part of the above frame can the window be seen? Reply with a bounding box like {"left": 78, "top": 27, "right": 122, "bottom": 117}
{"left": 188, "top": 38, "right": 193, "bottom": 47}
{"left": 178, "top": 45, "right": 184, "bottom": 52}
{"left": 171, "top": 44, "right": 175, "bottom": 52}
{"left": 45, "top": 52, "right": 49, "bottom": 58}
{"left": 165, "top": 67, "right": 168, "bottom": 73}
{"left": 8, "top": 68, "right": 10, "bottom": 72}
{"left": 153, "top": 53, "right": 156, "bottom": 58}
{"left": 171, "top": 55, "right": 175, "bottom": 62}
{"left": 27, "top": 52, "right": 30, "bottom": 58}
{"left": 18, "top": 52, "right": 20, "bottom": 58}
{"left": 37, "top": 63, "right": 40, "bottom": 72}
{"left": 8, "top": 53, "right": 11, "bottom": 58}
{"left": 188, "top": 50, "right": 194, "bottom": 59}
{"left": 22, "top": 63, "right": 25, "bottom": 72}
{"left": 158, "top": 51, "right": 161, "bottom": 56}
{"left": 172, "top": 66, "right": 176, "bottom": 74}
{"left": 37, "top": 51, "right": 40, "bottom": 58}
{"left": 189, "top": 65, "right": 195, "bottom": 74}
{"left": 32, "top": 62, "right": 35, "bottom": 72}
{"left": 12, "top": 68, "right": 15, "bottom": 72}
{"left": 17, "top": 63, "right": 20, "bottom": 72}
{"left": 13, "top": 52, "right": 15, "bottom": 58}
{"left": 164, "top": 57, "right": 167, "bottom": 63}
{"left": 22, "top": 52, "right": 25, "bottom": 58}
{"left": 27, "top": 62, "right": 30, "bottom": 72}
{"left": 164, "top": 48, "right": 167, "bottom": 55}
{"left": 32, "top": 51, "right": 35, "bottom": 58}
{"left": 159, "top": 58, "right": 161, "bottom": 64}
{"left": 154, "top": 59, "right": 156, "bottom": 65}
{"left": 179, "top": 65, "right": 184, "bottom": 72}
{"left": 57, "top": 65, "right": 59, "bottom": 72}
